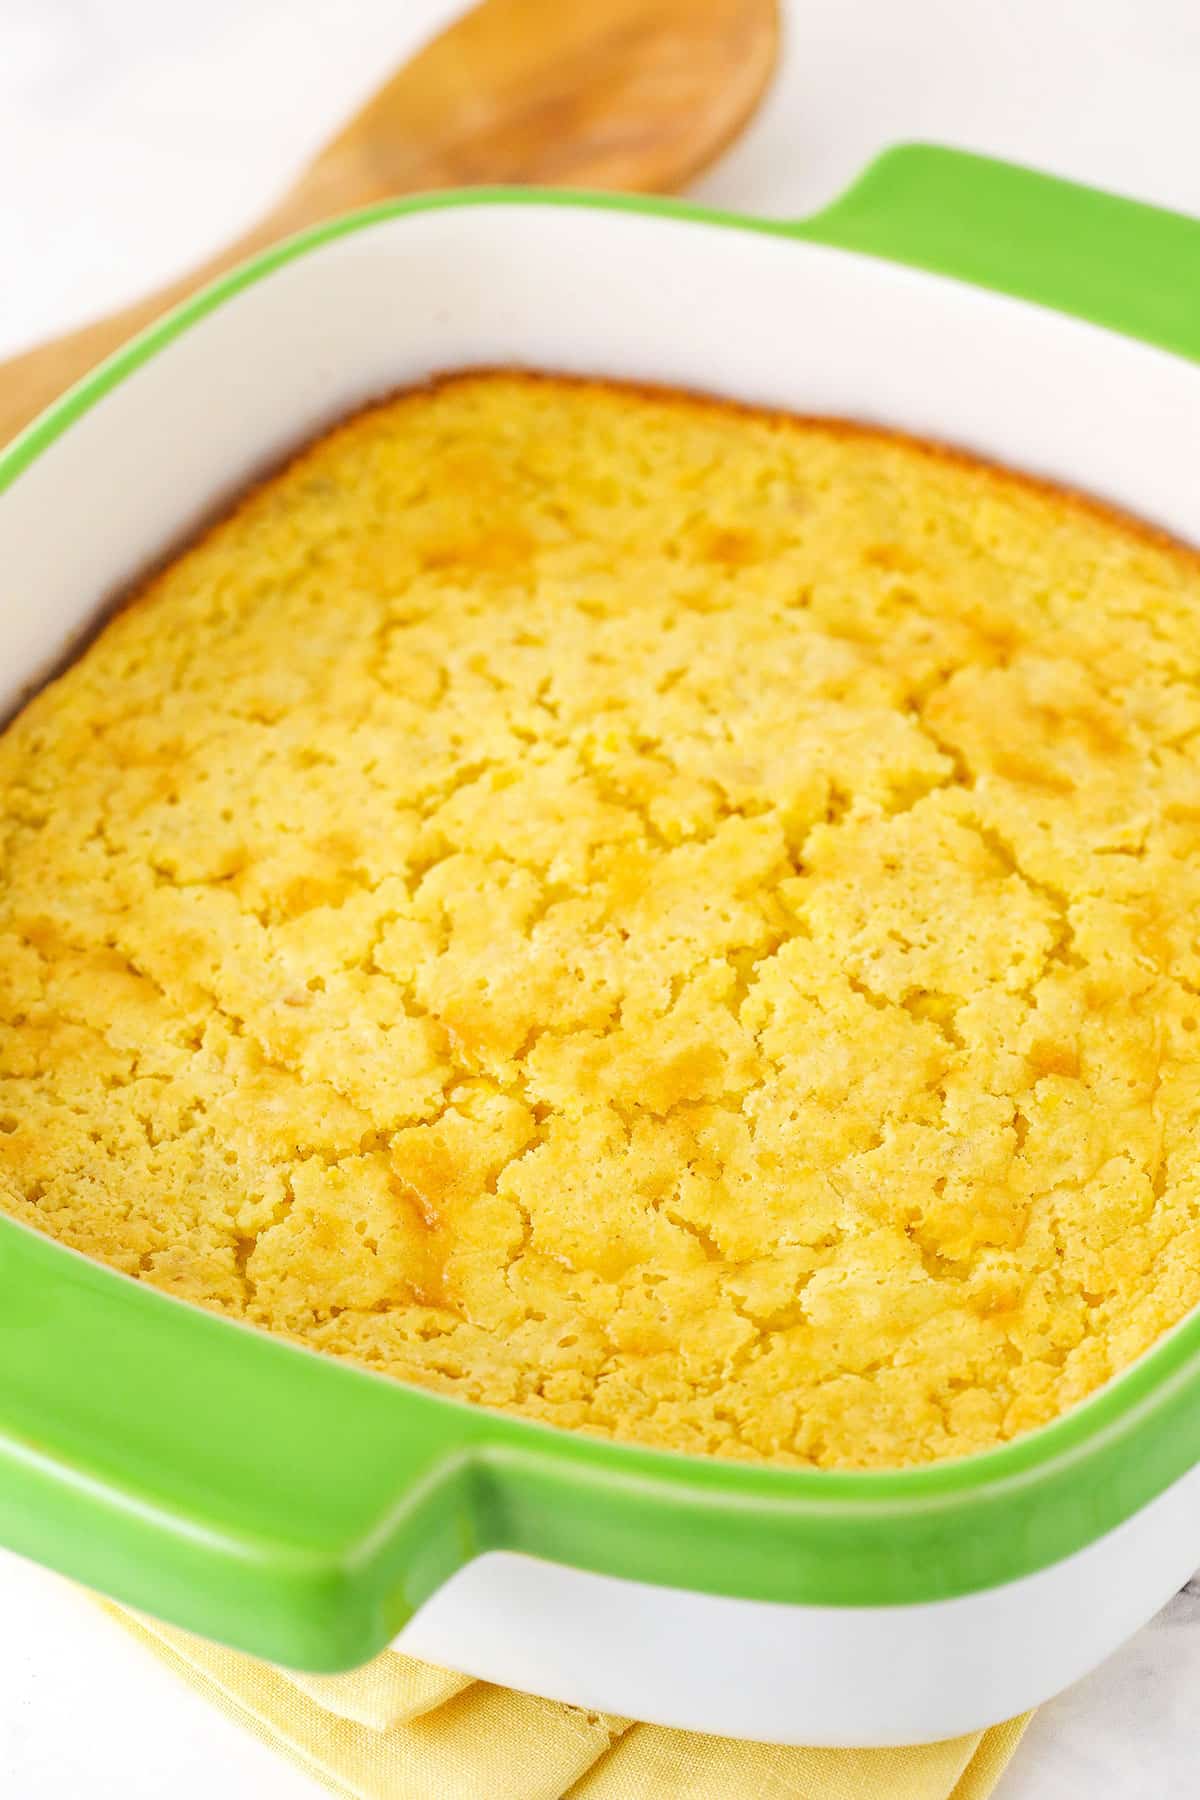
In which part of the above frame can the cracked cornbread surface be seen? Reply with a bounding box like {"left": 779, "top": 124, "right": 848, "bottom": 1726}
{"left": 5, "top": 373, "right": 1200, "bottom": 1472}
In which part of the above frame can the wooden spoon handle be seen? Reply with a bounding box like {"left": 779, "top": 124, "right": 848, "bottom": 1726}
{"left": 0, "top": 170, "right": 359, "bottom": 447}
{"left": 4, "top": 266, "right": 228, "bottom": 447}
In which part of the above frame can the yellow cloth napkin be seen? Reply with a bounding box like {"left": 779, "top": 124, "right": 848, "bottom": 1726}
{"left": 102, "top": 1602, "right": 1030, "bottom": 1800}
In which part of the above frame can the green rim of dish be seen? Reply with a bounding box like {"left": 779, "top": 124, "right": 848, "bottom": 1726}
{"left": 2, "top": 143, "right": 1200, "bottom": 1671}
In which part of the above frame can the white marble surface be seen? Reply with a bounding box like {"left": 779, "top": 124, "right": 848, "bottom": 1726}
{"left": 3, "top": 1, "right": 1200, "bottom": 1794}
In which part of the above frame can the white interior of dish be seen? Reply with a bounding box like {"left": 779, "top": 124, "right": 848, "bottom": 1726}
{"left": 5, "top": 197, "right": 1200, "bottom": 1746}
{"left": 4, "top": 200, "right": 1200, "bottom": 725}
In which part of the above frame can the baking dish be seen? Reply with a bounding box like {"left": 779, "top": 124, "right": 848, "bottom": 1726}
{"left": 2, "top": 143, "right": 1200, "bottom": 1748}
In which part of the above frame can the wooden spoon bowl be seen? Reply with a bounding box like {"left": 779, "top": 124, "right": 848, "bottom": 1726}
{"left": 0, "top": 0, "right": 778, "bottom": 446}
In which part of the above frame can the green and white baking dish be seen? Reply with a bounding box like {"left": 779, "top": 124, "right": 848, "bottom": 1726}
{"left": 2, "top": 144, "right": 1200, "bottom": 1748}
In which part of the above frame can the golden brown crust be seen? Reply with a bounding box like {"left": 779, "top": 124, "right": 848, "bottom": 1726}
{"left": 3, "top": 369, "right": 1200, "bottom": 1471}
{"left": 81, "top": 369, "right": 1200, "bottom": 660}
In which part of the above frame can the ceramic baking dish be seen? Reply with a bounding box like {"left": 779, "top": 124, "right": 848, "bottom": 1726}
{"left": 2, "top": 144, "right": 1200, "bottom": 1748}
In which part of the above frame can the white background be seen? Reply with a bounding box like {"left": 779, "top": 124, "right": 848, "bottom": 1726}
{"left": 3, "top": 1, "right": 1200, "bottom": 1793}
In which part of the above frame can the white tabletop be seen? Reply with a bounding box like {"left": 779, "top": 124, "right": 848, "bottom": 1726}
{"left": 3, "top": 2, "right": 1200, "bottom": 1794}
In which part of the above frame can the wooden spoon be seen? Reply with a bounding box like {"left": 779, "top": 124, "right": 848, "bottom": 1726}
{"left": 1, "top": 0, "right": 778, "bottom": 447}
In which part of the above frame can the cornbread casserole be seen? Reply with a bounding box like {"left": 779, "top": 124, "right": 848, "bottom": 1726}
{"left": 4, "top": 372, "right": 1200, "bottom": 1473}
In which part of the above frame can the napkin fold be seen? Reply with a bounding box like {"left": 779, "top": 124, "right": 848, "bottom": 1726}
{"left": 102, "top": 1602, "right": 1029, "bottom": 1800}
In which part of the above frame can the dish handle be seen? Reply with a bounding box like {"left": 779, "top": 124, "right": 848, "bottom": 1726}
{"left": 0, "top": 1215, "right": 490, "bottom": 1671}
{"left": 794, "top": 142, "right": 1200, "bottom": 365}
